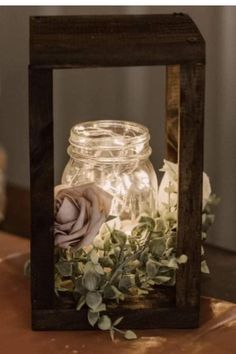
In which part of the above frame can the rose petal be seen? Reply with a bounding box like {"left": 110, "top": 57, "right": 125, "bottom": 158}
{"left": 54, "top": 184, "right": 69, "bottom": 197}
{"left": 87, "top": 184, "right": 112, "bottom": 215}
{"left": 56, "top": 197, "right": 79, "bottom": 223}
{"left": 55, "top": 220, "right": 76, "bottom": 233}
{"left": 79, "top": 214, "right": 106, "bottom": 248}
{"left": 70, "top": 197, "right": 89, "bottom": 234}
{"left": 54, "top": 183, "right": 113, "bottom": 249}
{"left": 78, "top": 189, "right": 106, "bottom": 248}
{"left": 55, "top": 223, "right": 89, "bottom": 248}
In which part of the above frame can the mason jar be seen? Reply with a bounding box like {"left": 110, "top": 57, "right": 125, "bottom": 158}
{"left": 61, "top": 120, "right": 158, "bottom": 220}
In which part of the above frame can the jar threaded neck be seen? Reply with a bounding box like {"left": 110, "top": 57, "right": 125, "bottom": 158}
{"left": 68, "top": 120, "right": 152, "bottom": 164}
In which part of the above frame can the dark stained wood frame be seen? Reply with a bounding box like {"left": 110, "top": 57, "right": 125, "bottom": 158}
{"left": 29, "top": 13, "right": 205, "bottom": 330}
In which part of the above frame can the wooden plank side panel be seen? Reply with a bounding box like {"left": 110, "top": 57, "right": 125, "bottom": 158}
{"left": 30, "top": 14, "right": 205, "bottom": 67}
{"left": 176, "top": 63, "right": 205, "bottom": 310}
{"left": 166, "top": 65, "right": 180, "bottom": 162}
{"left": 29, "top": 67, "right": 55, "bottom": 311}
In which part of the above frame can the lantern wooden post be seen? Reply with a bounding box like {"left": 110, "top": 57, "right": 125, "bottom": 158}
{"left": 29, "top": 14, "right": 205, "bottom": 330}
{"left": 29, "top": 68, "right": 54, "bottom": 310}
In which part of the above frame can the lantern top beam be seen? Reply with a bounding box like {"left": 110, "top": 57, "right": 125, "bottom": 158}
{"left": 30, "top": 14, "right": 205, "bottom": 68}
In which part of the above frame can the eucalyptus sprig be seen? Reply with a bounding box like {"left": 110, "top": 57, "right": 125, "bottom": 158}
{"left": 54, "top": 214, "right": 188, "bottom": 340}
{"left": 54, "top": 168, "right": 219, "bottom": 340}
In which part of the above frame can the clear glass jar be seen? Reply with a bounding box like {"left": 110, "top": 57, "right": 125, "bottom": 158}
{"left": 62, "top": 120, "right": 158, "bottom": 220}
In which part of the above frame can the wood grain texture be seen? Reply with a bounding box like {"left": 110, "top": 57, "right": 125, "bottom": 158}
{"left": 29, "top": 14, "right": 205, "bottom": 330}
{"left": 30, "top": 14, "right": 205, "bottom": 67}
{"left": 32, "top": 306, "right": 199, "bottom": 331}
{"left": 176, "top": 63, "right": 205, "bottom": 310}
{"left": 166, "top": 65, "right": 180, "bottom": 162}
{"left": 29, "top": 67, "right": 55, "bottom": 310}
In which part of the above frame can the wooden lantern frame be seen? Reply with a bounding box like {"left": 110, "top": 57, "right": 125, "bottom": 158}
{"left": 29, "top": 14, "right": 205, "bottom": 330}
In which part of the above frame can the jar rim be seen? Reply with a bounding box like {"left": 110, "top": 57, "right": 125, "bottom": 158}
{"left": 68, "top": 120, "right": 151, "bottom": 163}
{"left": 69, "top": 120, "right": 149, "bottom": 148}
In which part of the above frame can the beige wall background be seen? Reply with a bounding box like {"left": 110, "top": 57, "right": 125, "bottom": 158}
{"left": 0, "top": 6, "right": 235, "bottom": 251}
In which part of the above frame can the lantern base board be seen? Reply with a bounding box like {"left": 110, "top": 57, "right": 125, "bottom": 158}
{"left": 32, "top": 306, "right": 199, "bottom": 330}
{"left": 56, "top": 284, "right": 176, "bottom": 310}
{"left": 32, "top": 288, "right": 199, "bottom": 330}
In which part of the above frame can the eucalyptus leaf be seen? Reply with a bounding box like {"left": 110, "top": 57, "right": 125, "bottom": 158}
{"left": 100, "top": 256, "right": 114, "bottom": 268}
{"left": 110, "top": 328, "right": 115, "bottom": 341}
{"left": 165, "top": 247, "right": 174, "bottom": 257}
{"left": 114, "top": 246, "right": 121, "bottom": 258}
{"left": 166, "top": 257, "right": 178, "bottom": 269}
{"left": 113, "top": 316, "right": 124, "bottom": 326}
{"left": 90, "top": 249, "right": 99, "bottom": 264}
{"left": 202, "top": 232, "right": 207, "bottom": 240}
{"left": 124, "top": 330, "right": 137, "bottom": 340}
{"left": 139, "top": 216, "right": 155, "bottom": 229}
{"left": 74, "top": 248, "right": 84, "bottom": 259}
{"left": 86, "top": 291, "right": 102, "bottom": 310}
{"left": 98, "top": 315, "right": 112, "bottom": 330}
{"left": 111, "top": 285, "right": 125, "bottom": 301}
{"left": 137, "top": 288, "right": 149, "bottom": 296}
{"left": 154, "top": 218, "right": 166, "bottom": 233}
{"left": 93, "top": 236, "right": 105, "bottom": 249}
{"left": 90, "top": 303, "right": 106, "bottom": 313}
{"left": 75, "top": 277, "right": 86, "bottom": 295}
{"left": 88, "top": 310, "right": 99, "bottom": 327}
{"left": 65, "top": 248, "right": 73, "bottom": 261}
{"left": 76, "top": 296, "right": 85, "bottom": 311}
{"left": 164, "top": 211, "right": 177, "bottom": 221}
{"left": 140, "top": 247, "right": 149, "bottom": 263}
{"left": 149, "top": 238, "right": 166, "bottom": 257}
{"left": 104, "top": 284, "right": 116, "bottom": 299}
{"left": 56, "top": 261, "right": 73, "bottom": 277}
{"left": 24, "top": 259, "right": 31, "bottom": 277}
{"left": 94, "top": 263, "right": 104, "bottom": 275}
{"left": 201, "top": 260, "right": 210, "bottom": 274}
{"left": 146, "top": 260, "right": 158, "bottom": 278}
{"left": 112, "top": 230, "right": 127, "bottom": 245}
{"left": 84, "top": 261, "right": 94, "bottom": 274}
{"left": 201, "top": 246, "right": 205, "bottom": 256}
{"left": 155, "top": 275, "right": 171, "bottom": 284}
{"left": 166, "top": 235, "right": 176, "bottom": 248}
{"left": 177, "top": 254, "right": 188, "bottom": 264}
{"left": 56, "top": 279, "right": 74, "bottom": 292}
{"left": 119, "top": 275, "right": 135, "bottom": 291}
{"left": 83, "top": 270, "right": 100, "bottom": 291}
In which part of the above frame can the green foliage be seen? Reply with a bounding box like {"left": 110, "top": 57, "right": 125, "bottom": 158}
{"left": 98, "top": 315, "right": 112, "bottom": 330}
{"left": 54, "top": 213, "right": 187, "bottom": 340}
{"left": 54, "top": 187, "right": 218, "bottom": 341}
{"left": 124, "top": 330, "right": 137, "bottom": 340}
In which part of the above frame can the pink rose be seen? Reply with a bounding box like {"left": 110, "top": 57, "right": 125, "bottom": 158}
{"left": 54, "top": 183, "right": 112, "bottom": 249}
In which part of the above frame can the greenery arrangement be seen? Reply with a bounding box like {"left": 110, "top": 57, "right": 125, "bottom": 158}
{"left": 54, "top": 160, "right": 219, "bottom": 340}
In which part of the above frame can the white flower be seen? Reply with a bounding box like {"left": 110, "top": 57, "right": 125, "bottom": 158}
{"left": 158, "top": 160, "right": 211, "bottom": 214}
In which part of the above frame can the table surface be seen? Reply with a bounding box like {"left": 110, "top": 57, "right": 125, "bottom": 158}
{"left": 1, "top": 231, "right": 236, "bottom": 354}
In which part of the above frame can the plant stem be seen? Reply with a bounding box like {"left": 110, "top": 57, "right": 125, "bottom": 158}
{"left": 110, "top": 229, "right": 152, "bottom": 284}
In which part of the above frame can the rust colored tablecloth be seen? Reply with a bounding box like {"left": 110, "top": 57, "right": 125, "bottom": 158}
{"left": 0, "top": 231, "right": 236, "bottom": 354}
